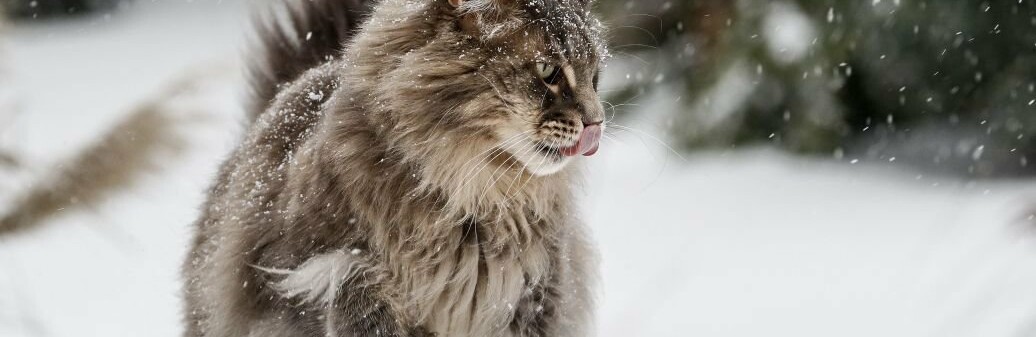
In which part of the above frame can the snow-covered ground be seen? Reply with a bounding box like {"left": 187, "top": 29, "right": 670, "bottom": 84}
{"left": 3, "top": 1, "right": 1036, "bottom": 336}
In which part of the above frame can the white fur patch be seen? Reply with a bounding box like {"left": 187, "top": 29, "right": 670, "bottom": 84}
{"left": 256, "top": 250, "right": 367, "bottom": 306}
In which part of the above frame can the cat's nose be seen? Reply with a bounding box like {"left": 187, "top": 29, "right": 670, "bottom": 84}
{"left": 576, "top": 91, "right": 605, "bottom": 126}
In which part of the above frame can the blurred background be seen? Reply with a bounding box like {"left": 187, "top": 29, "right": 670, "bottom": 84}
{"left": 2, "top": 0, "right": 1036, "bottom": 336}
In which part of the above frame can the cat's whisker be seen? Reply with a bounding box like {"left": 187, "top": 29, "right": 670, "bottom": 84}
{"left": 509, "top": 138, "right": 557, "bottom": 203}
{"left": 454, "top": 133, "right": 533, "bottom": 208}
{"left": 442, "top": 132, "right": 532, "bottom": 213}
{"left": 454, "top": 148, "right": 512, "bottom": 193}
{"left": 600, "top": 133, "right": 627, "bottom": 147}
{"left": 515, "top": 138, "right": 558, "bottom": 195}
{"left": 605, "top": 127, "right": 663, "bottom": 164}
{"left": 427, "top": 131, "right": 533, "bottom": 216}
{"left": 476, "top": 139, "right": 530, "bottom": 211}
{"left": 474, "top": 139, "right": 530, "bottom": 213}
{"left": 608, "top": 124, "right": 688, "bottom": 163}
{"left": 600, "top": 133, "right": 642, "bottom": 157}
{"left": 611, "top": 50, "right": 652, "bottom": 66}
{"left": 609, "top": 103, "right": 641, "bottom": 109}
{"left": 612, "top": 43, "right": 660, "bottom": 51}
{"left": 603, "top": 84, "right": 650, "bottom": 109}
{"left": 599, "top": 97, "right": 643, "bottom": 124}
{"left": 499, "top": 141, "right": 544, "bottom": 205}
{"left": 493, "top": 136, "right": 546, "bottom": 206}
{"left": 489, "top": 137, "right": 540, "bottom": 213}
{"left": 484, "top": 137, "right": 536, "bottom": 197}
{"left": 455, "top": 131, "right": 530, "bottom": 180}
{"left": 418, "top": 102, "right": 465, "bottom": 145}
{"left": 503, "top": 147, "right": 537, "bottom": 198}
{"left": 608, "top": 25, "right": 660, "bottom": 46}
{"left": 610, "top": 13, "right": 664, "bottom": 44}
{"left": 454, "top": 149, "right": 517, "bottom": 204}
{"left": 600, "top": 100, "right": 622, "bottom": 124}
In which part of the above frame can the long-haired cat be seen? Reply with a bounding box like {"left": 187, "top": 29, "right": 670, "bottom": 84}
{"left": 183, "top": 0, "right": 608, "bottom": 336}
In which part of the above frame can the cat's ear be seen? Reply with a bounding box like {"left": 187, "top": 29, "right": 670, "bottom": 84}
{"left": 445, "top": 0, "right": 513, "bottom": 12}
{"left": 443, "top": 0, "right": 522, "bottom": 37}
{"left": 444, "top": 0, "right": 487, "bottom": 34}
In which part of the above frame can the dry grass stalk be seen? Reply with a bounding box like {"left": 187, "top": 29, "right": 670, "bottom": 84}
{"left": 0, "top": 75, "right": 205, "bottom": 237}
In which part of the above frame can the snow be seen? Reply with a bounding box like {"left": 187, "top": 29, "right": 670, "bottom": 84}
{"left": 3, "top": 1, "right": 1036, "bottom": 337}
{"left": 762, "top": 2, "right": 816, "bottom": 64}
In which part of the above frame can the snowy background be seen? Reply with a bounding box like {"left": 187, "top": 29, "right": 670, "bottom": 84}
{"left": 3, "top": 1, "right": 1036, "bottom": 336}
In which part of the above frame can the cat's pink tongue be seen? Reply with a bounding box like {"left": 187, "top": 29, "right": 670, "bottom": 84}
{"left": 561, "top": 125, "right": 602, "bottom": 157}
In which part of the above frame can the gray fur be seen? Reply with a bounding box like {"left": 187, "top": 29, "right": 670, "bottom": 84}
{"left": 183, "top": 0, "right": 607, "bottom": 336}
{"left": 246, "top": 0, "right": 374, "bottom": 122}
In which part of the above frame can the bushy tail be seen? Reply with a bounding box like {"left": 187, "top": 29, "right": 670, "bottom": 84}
{"left": 247, "top": 0, "right": 375, "bottom": 121}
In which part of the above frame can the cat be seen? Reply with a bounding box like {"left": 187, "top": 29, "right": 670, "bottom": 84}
{"left": 183, "top": 0, "right": 608, "bottom": 336}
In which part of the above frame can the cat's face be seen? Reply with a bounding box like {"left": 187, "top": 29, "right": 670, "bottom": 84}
{"left": 448, "top": 0, "right": 608, "bottom": 176}
{"left": 494, "top": 58, "right": 606, "bottom": 176}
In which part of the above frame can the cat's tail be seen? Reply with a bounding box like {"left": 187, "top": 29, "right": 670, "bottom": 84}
{"left": 247, "top": 0, "right": 374, "bottom": 122}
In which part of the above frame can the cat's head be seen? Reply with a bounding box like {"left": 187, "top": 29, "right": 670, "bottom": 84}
{"left": 450, "top": 0, "right": 609, "bottom": 176}
{"left": 363, "top": 0, "right": 608, "bottom": 178}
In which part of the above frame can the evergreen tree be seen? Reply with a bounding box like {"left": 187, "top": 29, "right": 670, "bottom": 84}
{"left": 599, "top": 0, "right": 1036, "bottom": 177}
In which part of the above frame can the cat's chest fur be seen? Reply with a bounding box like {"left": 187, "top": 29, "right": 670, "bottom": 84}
{"left": 385, "top": 216, "right": 556, "bottom": 337}
{"left": 266, "top": 214, "right": 555, "bottom": 336}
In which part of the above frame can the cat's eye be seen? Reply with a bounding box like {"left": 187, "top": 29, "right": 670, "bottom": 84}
{"left": 536, "top": 63, "right": 562, "bottom": 84}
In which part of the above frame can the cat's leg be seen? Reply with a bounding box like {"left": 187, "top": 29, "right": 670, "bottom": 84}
{"left": 324, "top": 290, "right": 432, "bottom": 337}
{"left": 511, "top": 275, "right": 595, "bottom": 337}
{"left": 513, "top": 230, "right": 597, "bottom": 337}
{"left": 509, "top": 284, "right": 556, "bottom": 337}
